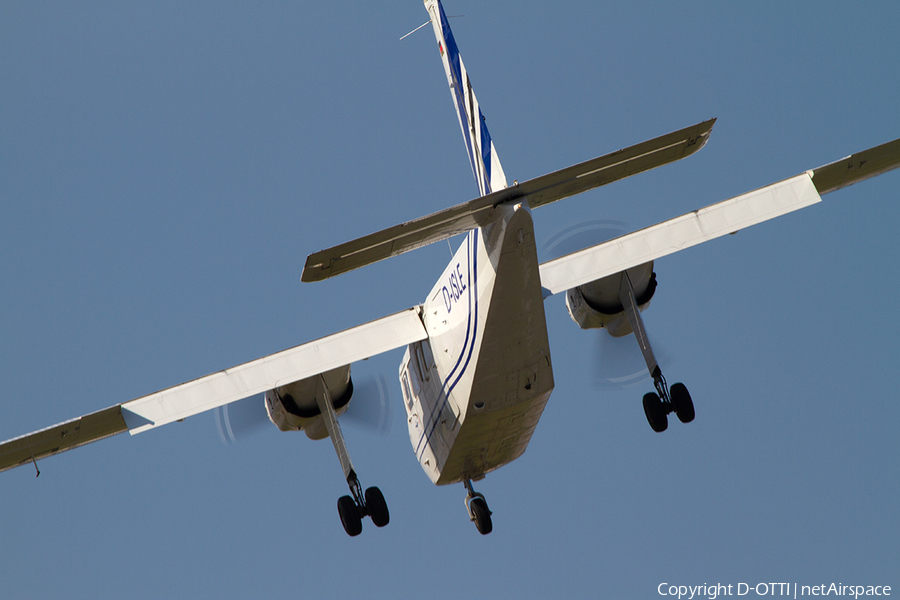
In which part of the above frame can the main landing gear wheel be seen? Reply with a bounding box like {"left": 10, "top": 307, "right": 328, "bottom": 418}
{"left": 670, "top": 382, "right": 695, "bottom": 423}
{"left": 365, "top": 486, "right": 390, "bottom": 528}
{"left": 337, "top": 495, "right": 362, "bottom": 537}
{"left": 642, "top": 380, "right": 695, "bottom": 432}
{"left": 336, "top": 474, "right": 390, "bottom": 536}
{"left": 464, "top": 479, "right": 493, "bottom": 535}
{"left": 642, "top": 392, "right": 668, "bottom": 432}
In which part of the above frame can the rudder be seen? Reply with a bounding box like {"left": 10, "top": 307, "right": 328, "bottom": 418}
{"left": 425, "top": 0, "right": 508, "bottom": 197}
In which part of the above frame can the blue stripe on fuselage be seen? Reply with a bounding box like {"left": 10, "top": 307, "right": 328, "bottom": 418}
{"left": 443, "top": 232, "right": 478, "bottom": 397}
{"left": 415, "top": 230, "right": 479, "bottom": 460}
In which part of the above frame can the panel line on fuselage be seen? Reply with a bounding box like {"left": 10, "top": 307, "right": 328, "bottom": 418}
{"left": 414, "top": 230, "right": 479, "bottom": 460}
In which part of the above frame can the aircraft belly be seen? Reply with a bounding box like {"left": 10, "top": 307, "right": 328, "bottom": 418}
{"left": 436, "top": 388, "right": 552, "bottom": 485}
{"left": 431, "top": 204, "right": 554, "bottom": 485}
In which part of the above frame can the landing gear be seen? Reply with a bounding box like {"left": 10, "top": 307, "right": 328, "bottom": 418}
{"left": 315, "top": 374, "right": 390, "bottom": 536}
{"left": 643, "top": 392, "right": 668, "bottom": 433}
{"left": 617, "top": 271, "right": 695, "bottom": 433}
{"left": 671, "top": 382, "right": 695, "bottom": 423}
{"left": 464, "top": 479, "right": 492, "bottom": 535}
{"left": 336, "top": 475, "right": 390, "bottom": 537}
{"left": 640, "top": 371, "right": 695, "bottom": 432}
{"left": 641, "top": 379, "right": 696, "bottom": 431}
{"left": 337, "top": 494, "right": 362, "bottom": 537}
{"left": 365, "top": 485, "right": 390, "bottom": 528}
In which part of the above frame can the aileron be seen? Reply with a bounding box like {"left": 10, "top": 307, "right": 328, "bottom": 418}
{"left": 0, "top": 406, "right": 127, "bottom": 474}
{"left": 812, "top": 137, "right": 900, "bottom": 195}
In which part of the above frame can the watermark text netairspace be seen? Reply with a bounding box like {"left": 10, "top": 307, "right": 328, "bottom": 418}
{"left": 657, "top": 583, "right": 891, "bottom": 600}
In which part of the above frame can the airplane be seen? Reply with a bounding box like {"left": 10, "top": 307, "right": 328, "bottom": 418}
{"left": 2, "top": 0, "right": 899, "bottom": 537}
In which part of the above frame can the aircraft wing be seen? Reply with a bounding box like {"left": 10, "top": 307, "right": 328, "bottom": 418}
{"left": 539, "top": 136, "right": 900, "bottom": 297}
{"left": 301, "top": 119, "right": 715, "bottom": 283}
{"left": 0, "top": 306, "right": 427, "bottom": 473}
{"left": 810, "top": 136, "right": 900, "bottom": 195}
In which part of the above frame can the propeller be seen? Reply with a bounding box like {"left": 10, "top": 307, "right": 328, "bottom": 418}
{"left": 542, "top": 218, "right": 629, "bottom": 261}
{"left": 212, "top": 373, "right": 395, "bottom": 445}
{"left": 591, "top": 329, "right": 674, "bottom": 390}
{"left": 343, "top": 373, "right": 394, "bottom": 435}
{"left": 214, "top": 394, "right": 271, "bottom": 445}
{"left": 542, "top": 219, "right": 673, "bottom": 391}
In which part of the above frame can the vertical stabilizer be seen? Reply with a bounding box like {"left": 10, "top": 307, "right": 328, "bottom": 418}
{"left": 425, "top": 0, "right": 508, "bottom": 197}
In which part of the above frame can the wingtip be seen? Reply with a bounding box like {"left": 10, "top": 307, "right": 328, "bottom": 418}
{"left": 811, "top": 135, "right": 900, "bottom": 195}
{"left": 300, "top": 265, "right": 323, "bottom": 283}
{"left": 301, "top": 253, "right": 330, "bottom": 283}
{"left": 682, "top": 118, "right": 716, "bottom": 157}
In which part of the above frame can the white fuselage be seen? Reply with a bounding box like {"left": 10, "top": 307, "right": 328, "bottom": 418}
{"left": 400, "top": 202, "right": 554, "bottom": 485}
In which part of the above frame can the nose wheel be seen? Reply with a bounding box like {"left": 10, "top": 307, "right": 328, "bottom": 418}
{"left": 464, "top": 479, "right": 492, "bottom": 535}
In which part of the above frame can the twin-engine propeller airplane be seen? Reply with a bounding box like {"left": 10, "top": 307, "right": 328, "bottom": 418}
{"left": 2, "top": 0, "right": 899, "bottom": 537}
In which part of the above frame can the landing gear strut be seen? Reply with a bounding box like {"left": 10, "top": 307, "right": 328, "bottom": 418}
{"left": 464, "top": 479, "right": 492, "bottom": 535}
{"left": 618, "top": 272, "right": 695, "bottom": 432}
{"left": 316, "top": 375, "right": 390, "bottom": 536}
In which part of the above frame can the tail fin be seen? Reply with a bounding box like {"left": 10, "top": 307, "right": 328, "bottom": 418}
{"left": 425, "top": 0, "right": 507, "bottom": 197}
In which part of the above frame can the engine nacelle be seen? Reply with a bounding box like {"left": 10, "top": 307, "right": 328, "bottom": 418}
{"left": 265, "top": 365, "right": 353, "bottom": 440}
{"left": 565, "top": 261, "right": 657, "bottom": 337}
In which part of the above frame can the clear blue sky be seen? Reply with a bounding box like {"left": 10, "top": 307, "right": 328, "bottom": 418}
{"left": 2, "top": 2, "right": 898, "bottom": 599}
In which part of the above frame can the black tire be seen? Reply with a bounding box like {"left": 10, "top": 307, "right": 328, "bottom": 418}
{"left": 337, "top": 495, "right": 362, "bottom": 537}
{"left": 471, "top": 497, "right": 492, "bottom": 535}
{"left": 642, "top": 392, "right": 668, "bottom": 432}
{"left": 671, "top": 382, "right": 695, "bottom": 423}
{"left": 365, "top": 486, "right": 390, "bottom": 528}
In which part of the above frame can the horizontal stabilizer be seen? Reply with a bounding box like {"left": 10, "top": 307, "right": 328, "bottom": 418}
{"left": 302, "top": 119, "right": 715, "bottom": 282}
{"left": 524, "top": 119, "right": 714, "bottom": 209}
